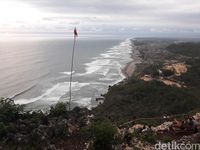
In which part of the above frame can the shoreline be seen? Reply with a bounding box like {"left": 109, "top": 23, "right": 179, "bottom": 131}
{"left": 11, "top": 38, "right": 139, "bottom": 111}
{"left": 122, "top": 39, "right": 143, "bottom": 78}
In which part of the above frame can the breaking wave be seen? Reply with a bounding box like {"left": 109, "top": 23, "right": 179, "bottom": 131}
{"left": 16, "top": 39, "right": 134, "bottom": 110}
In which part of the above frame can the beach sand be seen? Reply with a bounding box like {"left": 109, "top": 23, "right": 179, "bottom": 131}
{"left": 122, "top": 61, "right": 136, "bottom": 77}
{"left": 122, "top": 42, "right": 142, "bottom": 77}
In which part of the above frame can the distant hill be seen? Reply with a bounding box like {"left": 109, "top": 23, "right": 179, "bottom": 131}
{"left": 167, "top": 42, "right": 200, "bottom": 58}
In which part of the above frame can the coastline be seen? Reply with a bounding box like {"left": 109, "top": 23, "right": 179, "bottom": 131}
{"left": 11, "top": 38, "right": 140, "bottom": 111}
{"left": 11, "top": 39, "right": 126, "bottom": 111}
{"left": 122, "top": 39, "right": 142, "bottom": 78}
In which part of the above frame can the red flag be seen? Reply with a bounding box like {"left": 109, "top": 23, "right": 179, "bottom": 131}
{"left": 74, "top": 27, "right": 78, "bottom": 37}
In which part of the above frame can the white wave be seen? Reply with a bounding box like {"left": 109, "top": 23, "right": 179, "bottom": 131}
{"left": 20, "top": 38, "right": 135, "bottom": 110}
{"left": 100, "top": 53, "right": 119, "bottom": 59}
{"left": 98, "top": 67, "right": 110, "bottom": 76}
{"left": 76, "top": 39, "right": 132, "bottom": 80}
{"left": 77, "top": 59, "right": 111, "bottom": 76}
{"left": 80, "top": 39, "right": 132, "bottom": 77}
{"left": 15, "top": 82, "right": 90, "bottom": 105}
{"left": 73, "top": 97, "right": 92, "bottom": 108}
{"left": 60, "top": 71, "right": 75, "bottom": 75}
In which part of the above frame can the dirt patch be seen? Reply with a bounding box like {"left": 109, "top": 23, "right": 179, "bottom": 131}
{"left": 140, "top": 75, "right": 153, "bottom": 82}
{"left": 162, "top": 63, "right": 187, "bottom": 76}
{"left": 159, "top": 79, "right": 182, "bottom": 88}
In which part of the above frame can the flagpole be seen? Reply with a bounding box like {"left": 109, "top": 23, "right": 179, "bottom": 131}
{"left": 69, "top": 32, "right": 77, "bottom": 111}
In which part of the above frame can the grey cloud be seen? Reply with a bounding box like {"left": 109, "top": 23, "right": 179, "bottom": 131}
{"left": 7, "top": 0, "right": 200, "bottom": 37}
{"left": 23, "top": 0, "right": 200, "bottom": 23}
{"left": 20, "top": 0, "right": 154, "bottom": 14}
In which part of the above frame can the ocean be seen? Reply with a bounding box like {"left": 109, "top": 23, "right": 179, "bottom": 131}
{"left": 0, "top": 38, "right": 133, "bottom": 111}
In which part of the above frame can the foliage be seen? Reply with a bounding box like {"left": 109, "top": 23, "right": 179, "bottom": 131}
{"left": 0, "top": 98, "right": 23, "bottom": 123}
{"left": 166, "top": 42, "right": 200, "bottom": 58}
{"left": 0, "top": 98, "right": 72, "bottom": 148}
{"left": 93, "top": 42, "right": 200, "bottom": 125}
{"left": 49, "top": 102, "right": 68, "bottom": 117}
{"left": 178, "top": 59, "right": 200, "bottom": 87}
{"left": 133, "top": 131, "right": 172, "bottom": 144}
{"left": 140, "top": 132, "right": 158, "bottom": 144}
{"left": 94, "top": 80, "right": 200, "bottom": 124}
{"left": 0, "top": 122, "right": 7, "bottom": 139}
{"left": 142, "top": 64, "right": 161, "bottom": 77}
{"left": 166, "top": 42, "right": 200, "bottom": 86}
{"left": 85, "top": 119, "right": 117, "bottom": 150}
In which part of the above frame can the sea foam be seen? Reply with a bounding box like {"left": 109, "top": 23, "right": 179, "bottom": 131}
{"left": 15, "top": 82, "right": 90, "bottom": 105}
{"left": 17, "top": 39, "right": 134, "bottom": 109}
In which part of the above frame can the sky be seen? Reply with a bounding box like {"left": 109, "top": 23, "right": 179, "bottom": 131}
{"left": 0, "top": 0, "right": 200, "bottom": 38}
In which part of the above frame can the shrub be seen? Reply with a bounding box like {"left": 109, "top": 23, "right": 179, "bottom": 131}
{"left": 0, "top": 122, "right": 7, "bottom": 139}
{"left": 49, "top": 102, "right": 68, "bottom": 117}
{"left": 132, "top": 131, "right": 158, "bottom": 144}
{"left": 54, "top": 125, "right": 68, "bottom": 138}
{"left": 166, "top": 42, "right": 200, "bottom": 58}
{"left": 87, "top": 120, "right": 117, "bottom": 150}
{"left": 0, "top": 98, "right": 23, "bottom": 122}
{"left": 140, "top": 132, "right": 157, "bottom": 144}
{"left": 94, "top": 80, "right": 200, "bottom": 124}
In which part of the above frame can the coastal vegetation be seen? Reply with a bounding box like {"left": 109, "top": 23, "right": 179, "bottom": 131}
{"left": 82, "top": 119, "right": 117, "bottom": 150}
{"left": 0, "top": 97, "right": 120, "bottom": 149}
{"left": 167, "top": 42, "right": 200, "bottom": 58}
{"left": 94, "top": 79, "right": 200, "bottom": 124}
{"left": 94, "top": 41, "right": 200, "bottom": 124}
{"left": 1, "top": 40, "right": 200, "bottom": 149}
{"left": 0, "top": 98, "right": 90, "bottom": 149}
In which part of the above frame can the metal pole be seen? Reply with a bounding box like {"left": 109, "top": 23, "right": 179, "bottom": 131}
{"left": 69, "top": 35, "right": 76, "bottom": 111}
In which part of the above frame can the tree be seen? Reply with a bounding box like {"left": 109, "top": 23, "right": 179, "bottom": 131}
{"left": 49, "top": 102, "right": 68, "bottom": 117}
{"left": 0, "top": 98, "right": 23, "bottom": 122}
{"left": 88, "top": 120, "right": 117, "bottom": 150}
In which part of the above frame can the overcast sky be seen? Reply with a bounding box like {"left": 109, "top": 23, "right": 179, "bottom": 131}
{"left": 0, "top": 0, "right": 200, "bottom": 38}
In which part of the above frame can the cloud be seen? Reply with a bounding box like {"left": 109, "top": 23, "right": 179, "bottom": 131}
{"left": 1, "top": 0, "right": 200, "bottom": 37}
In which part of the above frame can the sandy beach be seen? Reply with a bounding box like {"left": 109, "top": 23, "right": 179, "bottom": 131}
{"left": 122, "top": 40, "right": 142, "bottom": 77}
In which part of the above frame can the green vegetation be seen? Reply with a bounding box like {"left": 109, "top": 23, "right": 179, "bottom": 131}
{"left": 0, "top": 98, "right": 86, "bottom": 149}
{"left": 167, "top": 42, "right": 200, "bottom": 100}
{"left": 141, "top": 63, "right": 161, "bottom": 77}
{"left": 177, "top": 59, "right": 200, "bottom": 87}
{"left": 94, "top": 41, "right": 200, "bottom": 125}
{"left": 167, "top": 42, "right": 200, "bottom": 87}
{"left": 94, "top": 80, "right": 200, "bottom": 124}
{"left": 49, "top": 102, "right": 68, "bottom": 117}
{"left": 82, "top": 119, "right": 117, "bottom": 150}
{"left": 0, "top": 98, "right": 23, "bottom": 123}
{"left": 0, "top": 122, "right": 7, "bottom": 139}
{"left": 133, "top": 131, "right": 172, "bottom": 144}
{"left": 167, "top": 42, "right": 200, "bottom": 58}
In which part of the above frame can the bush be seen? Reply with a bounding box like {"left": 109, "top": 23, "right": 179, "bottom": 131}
{"left": 0, "top": 98, "right": 23, "bottom": 123}
{"left": 54, "top": 125, "right": 68, "bottom": 138}
{"left": 94, "top": 80, "right": 200, "bottom": 124}
{"left": 0, "top": 122, "right": 7, "bottom": 139}
{"left": 49, "top": 102, "right": 68, "bottom": 117}
{"left": 86, "top": 120, "right": 117, "bottom": 150}
{"left": 140, "top": 132, "right": 157, "bottom": 144}
{"left": 143, "top": 64, "right": 160, "bottom": 77}
{"left": 166, "top": 42, "right": 200, "bottom": 58}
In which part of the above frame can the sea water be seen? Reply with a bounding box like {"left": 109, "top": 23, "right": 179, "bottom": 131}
{"left": 0, "top": 37, "right": 133, "bottom": 111}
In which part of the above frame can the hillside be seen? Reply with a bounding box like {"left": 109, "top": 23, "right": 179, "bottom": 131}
{"left": 94, "top": 39, "right": 200, "bottom": 124}
{"left": 94, "top": 80, "right": 200, "bottom": 124}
